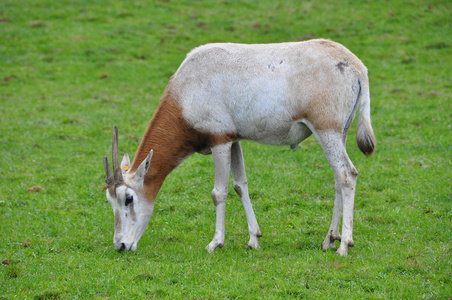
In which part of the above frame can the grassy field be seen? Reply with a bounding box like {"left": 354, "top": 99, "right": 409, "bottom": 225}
{"left": 1, "top": 0, "right": 451, "bottom": 298}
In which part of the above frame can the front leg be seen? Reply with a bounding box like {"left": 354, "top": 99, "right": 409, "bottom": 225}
{"left": 231, "top": 142, "right": 262, "bottom": 250}
{"left": 206, "top": 143, "right": 232, "bottom": 253}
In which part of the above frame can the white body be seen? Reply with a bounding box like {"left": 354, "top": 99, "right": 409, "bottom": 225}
{"left": 174, "top": 42, "right": 360, "bottom": 145}
{"left": 103, "top": 39, "right": 375, "bottom": 256}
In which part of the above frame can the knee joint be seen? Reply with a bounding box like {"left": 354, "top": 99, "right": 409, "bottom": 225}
{"left": 233, "top": 185, "right": 242, "bottom": 197}
{"left": 339, "top": 167, "right": 358, "bottom": 185}
{"left": 211, "top": 188, "right": 227, "bottom": 206}
{"left": 233, "top": 181, "right": 247, "bottom": 197}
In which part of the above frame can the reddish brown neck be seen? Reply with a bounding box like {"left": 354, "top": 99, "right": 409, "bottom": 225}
{"left": 130, "top": 94, "right": 189, "bottom": 201}
{"left": 130, "top": 88, "right": 238, "bottom": 202}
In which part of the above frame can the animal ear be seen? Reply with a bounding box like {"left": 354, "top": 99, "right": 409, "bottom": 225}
{"left": 135, "top": 150, "right": 153, "bottom": 182}
{"left": 121, "top": 153, "right": 131, "bottom": 174}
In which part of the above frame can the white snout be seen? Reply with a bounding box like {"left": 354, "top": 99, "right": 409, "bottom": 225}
{"left": 114, "top": 240, "right": 137, "bottom": 252}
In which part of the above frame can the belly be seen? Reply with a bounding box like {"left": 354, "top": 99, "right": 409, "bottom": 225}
{"left": 237, "top": 120, "right": 312, "bottom": 146}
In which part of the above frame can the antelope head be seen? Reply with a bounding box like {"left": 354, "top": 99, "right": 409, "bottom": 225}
{"left": 103, "top": 126, "right": 154, "bottom": 252}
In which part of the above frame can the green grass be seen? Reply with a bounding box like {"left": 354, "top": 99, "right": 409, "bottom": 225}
{"left": 1, "top": 0, "right": 451, "bottom": 298}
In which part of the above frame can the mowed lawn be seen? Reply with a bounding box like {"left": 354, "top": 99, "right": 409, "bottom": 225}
{"left": 1, "top": 0, "right": 451, "bottom": 298}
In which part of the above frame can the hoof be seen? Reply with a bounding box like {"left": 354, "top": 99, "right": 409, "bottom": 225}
{"left": 322, "top": 233, "right": 340, "bottom": 250}
{"left": 246, "top": 242, "right": 259, "bottom": 250}
{"left": 246, "top": 236, "right": 260, "bottom": 250}
{"left": 206, "top": 242, "right": 223, "bottom": 253}
{"left": 336, "top": 243, "right": 349, "bottom": 256}
{"left": 322, "top": 240, "right": 336, "bottom": 250}
{"left": 336, "top": 247, "right": 348, "bottom": 256}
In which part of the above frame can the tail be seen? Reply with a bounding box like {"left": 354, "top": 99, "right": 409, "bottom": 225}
{"left": 356, "top": 77, "right": 376, "bottom": 157}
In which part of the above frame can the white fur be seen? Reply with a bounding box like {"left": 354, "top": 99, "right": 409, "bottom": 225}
{"left": 106, "top": 186, "right": 154, "bottom": 252}
{"left": 172, "top": 41, "right": 360, "bottom": 146}
{"left": 107, "top": 151, "right": 154, "bottom": 252}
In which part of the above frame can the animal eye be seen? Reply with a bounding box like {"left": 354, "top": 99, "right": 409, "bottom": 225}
{"left": 125, "top": 195, "right": 133, "bottom": 206}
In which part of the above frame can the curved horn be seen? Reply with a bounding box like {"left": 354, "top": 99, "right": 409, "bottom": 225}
{"left": 112, "top": 126, "right": 124, "bottom": 183}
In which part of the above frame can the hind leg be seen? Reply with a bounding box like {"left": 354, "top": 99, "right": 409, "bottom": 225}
{"left": 316, "top": 130, "right": 358, "bottom": 256}
{"left": 322, "top": 177, "right": 343, "bottom": 250}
